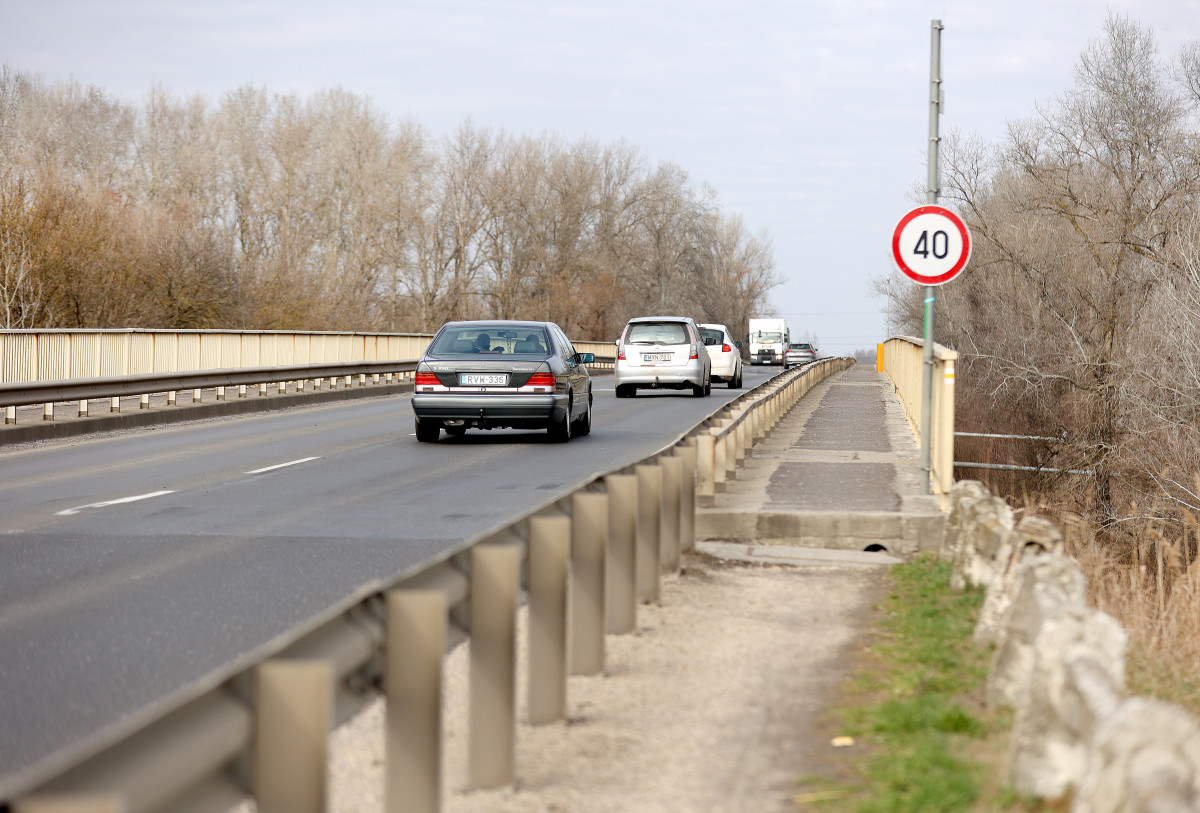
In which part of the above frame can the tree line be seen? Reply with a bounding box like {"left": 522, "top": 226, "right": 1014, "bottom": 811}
{"left": 889, "top": 14, "right": 1200, "bottom": 542}
{"left": 0, "top": 69, "right": 779, "bottom": 341}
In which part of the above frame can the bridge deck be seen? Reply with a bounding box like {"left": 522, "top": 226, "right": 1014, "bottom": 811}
{"left": 697, "top": 364, "right": 945, "bottom": 556}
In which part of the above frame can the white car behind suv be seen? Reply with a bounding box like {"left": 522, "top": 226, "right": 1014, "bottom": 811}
{"left": 698, "top": 323, "right": 743, "bottom": 388}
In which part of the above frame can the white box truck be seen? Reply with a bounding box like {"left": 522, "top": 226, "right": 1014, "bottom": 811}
{"left": 747, "top": 318, "right": 790, "bottom": 365}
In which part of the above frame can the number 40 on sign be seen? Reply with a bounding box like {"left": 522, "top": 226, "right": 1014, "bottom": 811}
{"left": 891, "top": 204, "right": 972, "bottom": 286}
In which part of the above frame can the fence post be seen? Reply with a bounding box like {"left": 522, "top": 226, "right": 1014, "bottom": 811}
{"left": 660, "top": 456, "right": 682, "bottom": 573}
{"left": 255, "top": 659, "right": 333, "bottom": 813}
{"left": 386, "top": 589, "right": 445, "bottom": 813}
{"left": 571, "top": 492, "right": 608, "bottom": 675}
{"left": 635, "top": 464, "right": 662, "bottom": 604}
{"left": 605, "top": 474, "right": 638, "bottom": 635}
{"left": 677, "top": 442, "right": 697, "bottom": 553}
{"left": 696, "top": 434, "right": 716, "bottom": 506}
{"left": 469, "top": 544, "right": 520, "bottom": 789}
{"left": 528, "top": 516, "right": 570, "bottom": 725}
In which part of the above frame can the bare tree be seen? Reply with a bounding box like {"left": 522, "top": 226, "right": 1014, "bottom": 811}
{"left": 939, "top": 14, "right": 1200, "bottom": 527}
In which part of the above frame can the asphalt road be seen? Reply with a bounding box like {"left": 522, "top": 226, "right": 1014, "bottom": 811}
{"left": 0, "top": 366, "right": 777, "bottom": 797}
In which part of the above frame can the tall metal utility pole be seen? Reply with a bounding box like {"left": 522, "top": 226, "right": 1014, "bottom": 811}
{"left": 919, "top": 19, "right": 943, "bottom": 495}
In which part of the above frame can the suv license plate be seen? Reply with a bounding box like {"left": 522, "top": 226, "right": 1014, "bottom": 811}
{"left": 643, "top": 353, "right": 671, "bottom": 362}
{"left": 460, "top": 373, "right": 508, "bottom": 386}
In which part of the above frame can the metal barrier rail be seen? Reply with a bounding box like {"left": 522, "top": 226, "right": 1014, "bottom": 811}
{"left": 879, "top": 336, "right": 957, "bottom": 506}
{"left": 5, "top": 357, "right": 849, "bottom": 813}
{"left": 0, "top": 335, "right": 617, "bottom": 424}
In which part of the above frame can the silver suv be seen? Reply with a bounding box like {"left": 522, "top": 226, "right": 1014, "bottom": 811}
{"left": 614, "top": 316, "right": 712, "bottom": 398}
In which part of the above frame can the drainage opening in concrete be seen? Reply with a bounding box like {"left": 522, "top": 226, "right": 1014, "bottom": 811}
{"left": 863, "top": 544, "right": 890, "bottom": 553}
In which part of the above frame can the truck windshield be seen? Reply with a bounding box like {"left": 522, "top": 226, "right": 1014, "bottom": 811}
{"left": 752, "top": 331, "right": 783, "bottom": 342}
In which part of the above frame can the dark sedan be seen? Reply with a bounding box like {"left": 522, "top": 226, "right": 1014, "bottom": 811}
{"left": 411, "top": 320, "right": 594, "bottom": 442}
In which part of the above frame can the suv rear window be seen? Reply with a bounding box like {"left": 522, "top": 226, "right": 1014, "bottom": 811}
{"left": 626, "top": 321, "right": 689, "bottom": 344}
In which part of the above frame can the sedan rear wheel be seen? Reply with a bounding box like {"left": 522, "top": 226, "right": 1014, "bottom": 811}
{"left": 572, "top": 394, "right": 592, "bottom": 436}
{"left": 415, "top": 418, "right": 440, "bottom": 443}
{"left": 548, "top": 399, "right": 572, "bottom": 442}
{"left": 692, "top": 381, "right": 706, "bottom": 397}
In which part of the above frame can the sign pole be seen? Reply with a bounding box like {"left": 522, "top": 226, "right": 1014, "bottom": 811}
{"left": 919, "top": 19, "right": 943, "bottom": 496}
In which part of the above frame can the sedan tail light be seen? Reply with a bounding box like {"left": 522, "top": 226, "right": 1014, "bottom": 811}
{"left": 526, "top": 372, "right": 557, "bottom": 387}
{"left": 722, "top": 343, "right": 732, "bottom": 353}
{"left": 414, "top": 371, "right": 440, "bottom": 388}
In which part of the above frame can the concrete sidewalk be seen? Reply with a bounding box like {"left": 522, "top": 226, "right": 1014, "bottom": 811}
{"left": 696, "top": 364, "right": 945, "bottom": 559}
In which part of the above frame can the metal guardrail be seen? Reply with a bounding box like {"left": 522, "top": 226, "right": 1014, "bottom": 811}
{"left": 3, "top": 357, "right": 850, "bottom": 813}
{"left": 879, "top": 336, "right": 957, "bottom": 506}
{"left": 0, "top": 331, "right": 617, "bottom": 424}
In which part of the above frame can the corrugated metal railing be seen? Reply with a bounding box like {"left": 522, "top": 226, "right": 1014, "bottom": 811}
{"left": 4, "top": 357, "right": 849, "bottom": 813}
{"left": 0, "top": 330, "right": 616, "bottom": 423}
{"left": 879, "top": 336, "right": 957, "bottom": 505}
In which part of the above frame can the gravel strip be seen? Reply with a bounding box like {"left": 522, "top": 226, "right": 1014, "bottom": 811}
{"left": 233, "top": 551, "right": 890, "bottom": 812}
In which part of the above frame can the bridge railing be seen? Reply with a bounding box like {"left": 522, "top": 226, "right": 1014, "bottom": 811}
{"left": 0, "top": 330, "right": 616, "bottom": 423}
{"left": 4, "top": 357, "right": 849, "bottom": 813}
{"left": 879, "top": 336, "right": 958, "bottom": 505}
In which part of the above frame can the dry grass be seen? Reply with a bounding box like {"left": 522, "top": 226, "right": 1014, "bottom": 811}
{"left": 1062, "top": 517, "right": 1200, "bottom": 716}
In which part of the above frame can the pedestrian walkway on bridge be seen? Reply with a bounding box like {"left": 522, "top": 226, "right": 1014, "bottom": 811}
{"left": 696, "top": 364, "right": 945, "bottom": 564}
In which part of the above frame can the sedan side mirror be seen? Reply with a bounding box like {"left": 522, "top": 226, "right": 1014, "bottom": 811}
{"left": 575, "top": 352, "right": 596, "bottom": 364}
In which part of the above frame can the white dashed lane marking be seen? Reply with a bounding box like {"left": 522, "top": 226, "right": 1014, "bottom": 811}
{"left": 56, "top": 490, "right": 176, "bottom": 516}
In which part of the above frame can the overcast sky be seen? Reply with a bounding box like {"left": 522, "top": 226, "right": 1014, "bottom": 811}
{"left": 3, "top": 1, "right": 1196, "bottom": 353}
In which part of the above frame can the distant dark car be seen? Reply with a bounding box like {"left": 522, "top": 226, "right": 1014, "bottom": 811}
{"left": 411, "top": 320, "right": 594, "bottom": 442}
{"left": 784, "top": 342, "right": 816, "bottom": 367}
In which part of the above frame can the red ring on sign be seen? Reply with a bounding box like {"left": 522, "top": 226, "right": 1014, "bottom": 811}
{"left": 891, "top": 205, "right": 972, "bottom": 285}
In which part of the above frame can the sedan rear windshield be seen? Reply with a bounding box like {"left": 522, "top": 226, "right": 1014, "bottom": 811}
{"left": 699, "top": 328, "right": 725, "bottom": 345}
{"left": 626, "top": 322, "right": 690, "bottom": 344}
{"left": 430, "top": 327, "right": 550, "bottom": 355}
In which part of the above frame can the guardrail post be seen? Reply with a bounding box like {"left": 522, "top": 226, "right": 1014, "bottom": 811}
{"left": 529, "top": 516, "right": 570, "bottom": 725}
{"left": 109, "top": 396, "right": 120, "bottom": 413}
{"left": 604, "top": 474, "right": 638, "bottom": 635}
{"left": 43, "top": 402, "right": 53, "bottom": 421}
{"left": 712, "top": 426, "right": 727, "bottom": 491}
{"left": 5, "top": 405, "right": 14, "bottom": 424}
{"left": 660, "top": 456, "right": 682, "bottom": 573}
{"left": 696, "top": 434, "right": 716, "bottom": 506}
{"left": 78, "top": 399, "right": 88, "bottom": 418}
{"left": 216, "top": 386, "right": 225, "bottom": 401}
{"left": 469, "top": 544, "right": 520, "bottom": 789}
{"left": 255, "top": 659, "right": 334, "bottom": 813}
{"left": 678, "top": 443, "right": 697, "bottom": 553}
{"left": 634, "top": 464, "right": 662, "bottom": 604}
{"left": 723, "top": 425, "right": 737, "bottom": 480}
{"left": 571, "top": 492, "right": 607, "bottom": 675}
{"left": 13, "top": 794, "right": 127, "bottom": 812}
{"left": 386, "top": 589, "right": 444, "bottom": 813}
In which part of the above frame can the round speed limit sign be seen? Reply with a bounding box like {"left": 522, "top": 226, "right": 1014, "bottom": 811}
{"left": 891, "top": 205, "right": 972, "bottom": 285}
